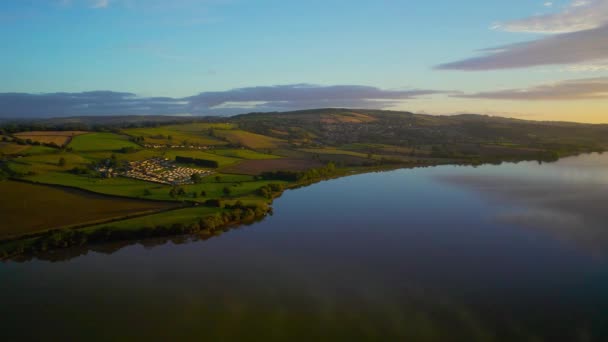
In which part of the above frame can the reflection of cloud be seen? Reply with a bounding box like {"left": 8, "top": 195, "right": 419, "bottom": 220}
{"left": 496, "top": 209, "right": 583, "bottom": 230}
{"left": 436, "top": 171, "right": 608, "bottom": 256}
{"left": 0, "top": 84, "right": 447, "bottom": 118}
{"left": 453, "top": 77, "right": 608, "bottom": 100}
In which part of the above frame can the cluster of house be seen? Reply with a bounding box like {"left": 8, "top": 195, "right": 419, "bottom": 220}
{"left": 121, "top": 157, "right": 211, "bottom": 185}
{"left": 143, "top": 144, "right": 211, "bottom": 150}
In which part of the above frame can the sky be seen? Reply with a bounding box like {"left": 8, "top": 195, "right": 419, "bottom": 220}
{"left": 0, "top": 0, "right": 607, "bottom": 122}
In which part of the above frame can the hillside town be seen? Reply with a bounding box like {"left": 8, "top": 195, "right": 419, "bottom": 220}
{"left": 121, "top": 157, "right": 212, "bottom": 185}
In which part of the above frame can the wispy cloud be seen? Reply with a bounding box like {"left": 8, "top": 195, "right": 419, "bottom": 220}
{"left": 91, "top": 0, "right": 110, "bottom": 9}
{"left": 453, "top": 77, "right": 608, "bottom": 100}
{"left": 0, "top": 84, "right": 447, "bottom": 118}
{"left": 436, "top": 24, "right": 608, "bottom": 71}
{"left": 494, "top": 0, "right": 608, "bottom": 33}
{"left": 437, "top": 0, "right": 608, "bottom": 71}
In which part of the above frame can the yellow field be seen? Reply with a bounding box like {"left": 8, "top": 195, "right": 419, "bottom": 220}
{"left": 14, "top": 131, "right": 89, "bottom": 146}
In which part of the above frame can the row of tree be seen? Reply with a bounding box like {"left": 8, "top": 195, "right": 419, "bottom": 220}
{"left": 0, "top": 203, "right": 271, "bottom": 259}
{"left": 260, "top": 162, "right": 337, "bottom": 182}
{"left": 175, "top": 156, "right": 219, "bottom": 168}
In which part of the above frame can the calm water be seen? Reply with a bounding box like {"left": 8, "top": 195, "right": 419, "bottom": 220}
{"left": 2, "top": 154, "right": 608, "bottom": 341}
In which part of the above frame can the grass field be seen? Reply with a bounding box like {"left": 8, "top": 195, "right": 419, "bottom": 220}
{"left": 341, "top": 143, "right": 414, "bottom": 155}
{"left": 0, "top": 180, "right": 174, "bottom": 239}
{"left": 86, "top": 206, "right": 222, "bottom": 230}
{"left": 8, "top": 153, "right": 89, "bottom": 174}
{"left": 299, "top": 148, "right": 371, "bottom": 158}
{"left": 13, "top": 131, "right": 88, "bottom": 146}
{"left": 23, "top": 170, "right": 279, "bottom": 203}
{"left": 174, "top": 179, "right": 288, "bottom": 200}
{"left": 69, "top": 133, "right": 141, "bottom": 152}
{"left": 24, "top": 172, "right": 171, "bottom": 199}
{"left": 213, "top": 130, "right": 284, "bottom": 149}
{"left": 222, "top": 158, "right": 323, "bottom": 175}
{"left": 122, "top": 125, "right": 227, "bottom": 146}
{"left": 210, "top": 148, "right": 281, "bottom": 160}
{"left": 168, "top": 123, "right": 236, "bottom": 132}
{"left": 23, "top": 145, "right": 60, "bottom": 155}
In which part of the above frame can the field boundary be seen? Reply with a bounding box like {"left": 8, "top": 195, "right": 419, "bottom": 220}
{"left": 10, "top": 177, "right": 182, "bottom": 204}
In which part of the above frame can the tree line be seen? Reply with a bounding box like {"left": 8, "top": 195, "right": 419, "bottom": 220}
{"left": 175, "top": 156, "right": 219, "bottom": 168}
{"left": 0, "top": 202, "right": 271, "bottom": 259}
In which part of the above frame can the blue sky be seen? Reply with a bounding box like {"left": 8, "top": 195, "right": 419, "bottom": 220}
{"left": 1, "top": 0, "right": 607, "bottom": 122}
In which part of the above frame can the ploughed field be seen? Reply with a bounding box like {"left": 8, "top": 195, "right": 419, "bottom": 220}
{"left": 0, "top": 180, "right": 175, "bottom": 239}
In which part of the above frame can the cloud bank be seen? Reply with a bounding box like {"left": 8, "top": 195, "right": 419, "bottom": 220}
{"left": 0, "top": 84, "right": 443, "bottom": 118}
{"left": 454, "top": 77, "right": 608, "bottom": 101}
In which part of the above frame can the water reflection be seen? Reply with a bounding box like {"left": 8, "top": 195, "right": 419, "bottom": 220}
{"left": 436, "top": 154, "right": 608, "bottom": 256}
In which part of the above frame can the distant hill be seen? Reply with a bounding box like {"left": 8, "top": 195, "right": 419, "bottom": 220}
{"left": 2, "top": 109, "right": 608, "bottom": 154}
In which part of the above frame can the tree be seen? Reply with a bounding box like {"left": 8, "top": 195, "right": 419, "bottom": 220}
{"left": 109, "top": 154, "right": 118, "bottom": 167}
{"left": 222, "top": 186, "right": 231, "bottom": 195}
{"left": 215, "top": 175, "right": 222, "bottom": 183}
{"left": 169, "top": 186, "right": 186, "bottom": 198}
{"left": 190, "top": 173, "right": 203, "bottom": 184}
{"left": 58, "top": 157, "right": 66, "bottom": 167}
{"left": 143, "top": 189, "right": 152, "bottom": 196}
{"left": 200, "top": 190, "right": 207, "bottom": 197}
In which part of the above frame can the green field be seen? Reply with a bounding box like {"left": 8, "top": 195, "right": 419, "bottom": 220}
{"left": 210, "top": 148, "right": 281, "bottom": 160}
{"left": 24, "top": 172, "right": 171, "bottom": 199}
{"left": 170, "top": 123, "right": 236, "bottom": 131}
{"left": 22, "top": 169, "right": 283, "bottom": 203}
{"left": 0, "top": 180, "right": 174, "bottom": 239}
{"left": 86, "top": 206, "right": 222, "bottom": 230}
{"left": 69, "top": 133, "right": 141, "bottom": 152}
{"left": 299, "top": 148, "right": 371, "bottom": 158}
{"left": 176, "top": 179, "right": 288, "bottom": 200}
{"left": 23, "top": 145, "right": 60, "bottom": 155}
{"left": 213, "top": 130, "right": 285, "bottom": 149}
{"left": 8, "top": 152, "right": 89, "bottom": 174}
{"left": 122, "top": 125, "right": 227, "bottom": 146}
